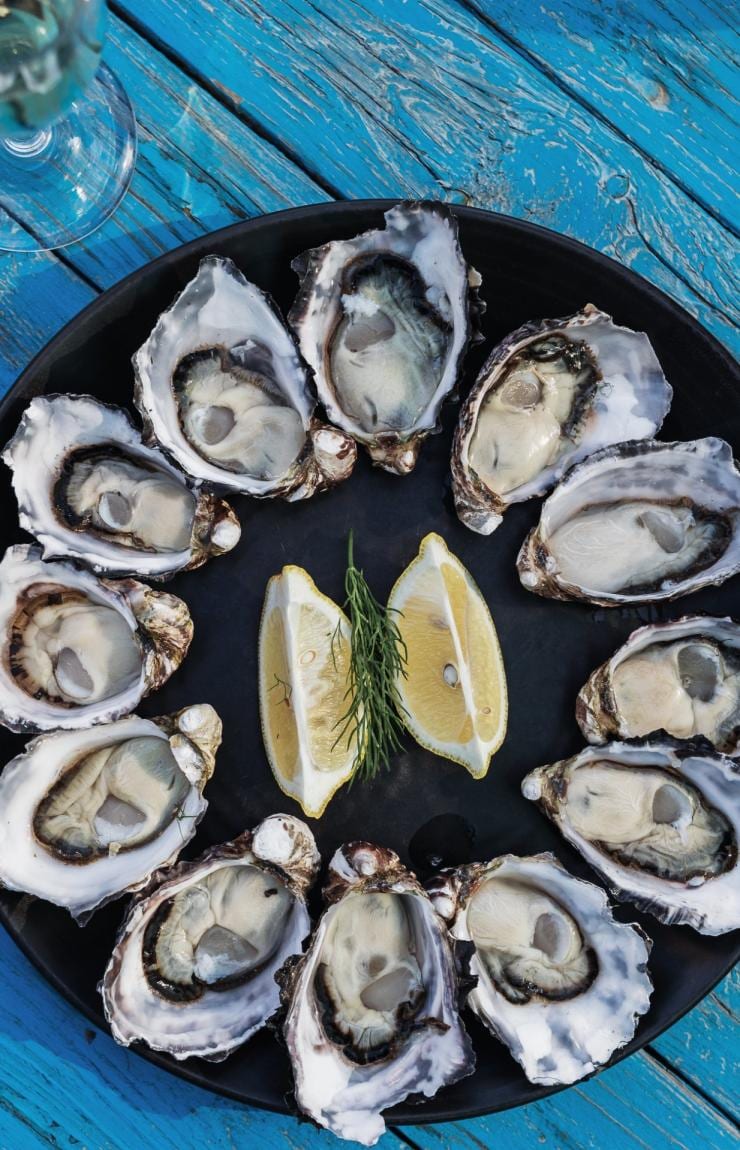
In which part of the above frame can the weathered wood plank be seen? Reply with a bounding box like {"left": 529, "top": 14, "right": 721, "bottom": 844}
{"left": 2, "top": 0, "right": 738, "bottom": 397}
{"left": 651, "top": 968, "right": 739, "bottom": 1118}
{"left": 401, "top": 1038, "right": 739, "bottom": 1150}
{"left": 1, "top": 925, "right": 737, "bottom": 1149}
{"left": 42, "top": 14, "right": 325, "bottom": 289}
{"left": 0, "top": 929, "right": 399, "bottom": 1150}
{"left": 0, "top": 8, "right": 325, "bottom": 398}
{"left": 466, "top": 0, "right": 740, "bottom": 231}
{"left": 0, "top": 255, "right": 95, "bottom": 395}
{"left": 115, "top": 0, "right": 739, "bottom": 353}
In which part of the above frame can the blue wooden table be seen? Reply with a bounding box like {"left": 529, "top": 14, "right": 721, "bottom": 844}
{"left": 1, "top": 2, "right": 738, "bottom": 1146}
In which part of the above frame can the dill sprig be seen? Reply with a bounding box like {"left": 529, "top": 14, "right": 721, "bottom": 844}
{"left": 332, "top": 531, "right": 408, "bottom": 783}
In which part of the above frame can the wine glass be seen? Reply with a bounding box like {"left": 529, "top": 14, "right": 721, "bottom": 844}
{"left": 0, "top": 0, "right": 137, "bottom": 252}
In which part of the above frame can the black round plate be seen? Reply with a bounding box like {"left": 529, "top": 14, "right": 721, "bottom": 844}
{"left": 1, "top": 201, "right": 738, "bottom": 1125}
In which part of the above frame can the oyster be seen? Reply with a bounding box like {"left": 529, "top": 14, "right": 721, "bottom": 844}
{"left": 451, "top": 305, "right": 672, "bottom": 534}
{"left": 428, "top": 853, "right": 652, "bottom": 1085}
{"left": 522, "top": 740, "right": 740, "bottom": 934}
{"left": 518, "top": 439, "right": 740, "bottom": 605}
{"left": 0, "top": 705, "right": 220, "bottom": 923}
{"left": 133, "top": 255, "right": 356, "bottom": 499}
{"left": 0, "top": 545, "right": 192, "bottom": 732}
{"left": 289, "top": 201, "right": 480, "bottom": 475}
{"left": 3, "top": 394, "right": 241, "bottom": 578}
{"left": 280, "top": 842, "right": 474, "bottom": 1146}
{"left": 101, "top": 814, "right": 319, "bottom": 1061}
{"left": 577, "top": 616, "right": 740, "bottom": 756}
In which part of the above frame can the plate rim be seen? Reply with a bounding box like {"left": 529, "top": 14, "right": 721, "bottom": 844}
{"left": 1, "top": 198, "right": 738, "bottom": 1127}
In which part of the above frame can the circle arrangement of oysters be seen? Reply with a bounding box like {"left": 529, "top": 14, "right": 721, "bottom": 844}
{"left": 0, "top": 201, "right": 738, "bottom": 1146}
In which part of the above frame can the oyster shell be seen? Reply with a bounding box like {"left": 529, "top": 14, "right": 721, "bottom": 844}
{"left": 289, "top": 201, "right": 480, "bottom": 475}
{"left": 101, "top": 814, "right": 319, "bottom": 1061}
{"left": 3, "top": 394, "right": 240, "bottom": 578}
{"left": 0, "top": 704, "right": 220, "bottom": 923}
{"left": 577, "top": 616, "right": 740, "bottom": 756}
{"left": 428, "top": 853, "right": 652, "bottom": 1085}
{"left": 133, "top": 255, "right": 356, "bottom": 499}
{"left": 522, "top": 740, "right": 740, "bottom": 934}
{"left": 0, "top": 545, "right": 192, "bottom": 732}
{"left": 451, "top": 305, "right": 672, "bottom": 534}
{"left": 518, "top": 438, "right": 740, "bottom": 605}
{"left": 280, "top": 842, "right": 474, "bottom": 1145}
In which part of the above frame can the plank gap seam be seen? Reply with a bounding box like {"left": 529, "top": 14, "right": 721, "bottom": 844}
{"left": 645, "top": 1044, "right": 740, "bottom": 1130}
{"left": 108, "top": 0, "right": 346, "bottom": 204}
{"left": 452, "top": 0, "right": 740, "bottom": 242}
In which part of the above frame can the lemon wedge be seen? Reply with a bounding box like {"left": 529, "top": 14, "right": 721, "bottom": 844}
{"left": 388, "top": 533, "right": 507, "bottom": 778}
{"left": 259, "top": 565, "right": 357, "bottom": 818}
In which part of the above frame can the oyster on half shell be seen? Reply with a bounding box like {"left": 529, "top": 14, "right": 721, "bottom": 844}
{"left": 451, "top": 305, "right": 672, "bottom": 534}
{"left": 522, "top": 740, "right": 740, "bottom": 934}
{"left": 3, "top": 394, "right": 240, "bottom": 578}
{"left": 577, "top": 616, "right": 740, "bottom": 756}
{"left": 101, "top": 814, "right": 320, "bottom": 1061}
{"left": 0, "top": 705, "right": 221, "bottom": 923}
{"left": 289, "top": 201, "right": 481, "bottom": 475}
{"left": 280, "top": 842, "right": 474, "bottom": 1145}
{"left": 0, "top": 545, "right": 192, "bottom": 732}
{"left": 133, "top": 256, "right": 356, "bottom": 499}
{"left": 428, "top": 853, "right": 652, "bottom": 1085}
{"left": 517, "top": 438, "right": 740, "bottom": 605}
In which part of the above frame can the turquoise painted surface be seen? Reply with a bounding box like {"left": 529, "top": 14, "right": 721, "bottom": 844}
{"left": 0, "top": 0, "right": 738, "bottom": 1146}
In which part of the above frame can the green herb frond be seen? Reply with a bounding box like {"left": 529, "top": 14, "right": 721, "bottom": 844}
{"left": 331, "top": 531, "right": 408, "bottom": 783}
{"left": 268, "top": 673, "right": 293, "bottom": 706}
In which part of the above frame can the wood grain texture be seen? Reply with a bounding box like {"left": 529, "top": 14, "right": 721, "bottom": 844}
{"left": 466, "top": 0, "right": 740, "bottom": 232}
{"left": 0, "top": 255, "right": 95, "bottom": 395}
{"left": 114, "top": 0, "right": 740, "bottom": 351}
{"left": 63, "top": 15, "right": 325, "bottom": 287}
{"left": 0, "top": 10, "right": 324, "bottom": 394}
{"left": 401, "top": 1049, "right": 740, "bottom": 1150}
{"left": 651, "top": 969, "right": 739, "bottom": 1118}
{"left": 1, "top": 928, "right": 737, "bottom": 1150}
{"left": 1, "top": 0, "right": 738, "bottom": 395}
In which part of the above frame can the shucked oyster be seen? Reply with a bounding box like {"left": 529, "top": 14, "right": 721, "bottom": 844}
{"left": 280, "top": 842, "right": 474, "bottom": 1145}
{"left": 289, "top": 202, "right": 480, "bottom": 475}
{"left": 518, "top": 439, "right": 740, "bottom": 605}
{"left": 133, "top": 256, "right": 356, "bottom": 499}
{"left": 0, "top": 545, "right": 192, "bottom": 732}
{"left": 522, "top": 740, "right": 740, "bottom": 934}
{"left": 101, "top": 814, "right": 319, "bottom": 1061}
{"left": 0, "top": 705, "right": 221, "bottom": 923}
{"left": 577, "top": 616, "right": 740, "bottom": 756}
{"left": 429, "top": 853, "right": 652, "bottom": 1085}
{"left": 3, "top": 394, "right": 240, "bottom": 579}
{"left": 451, "top": 305, "right": 672, "bottom": 534}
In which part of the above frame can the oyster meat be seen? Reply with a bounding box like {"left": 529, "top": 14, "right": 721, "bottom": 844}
{"left": 280, "top": 842, "right": 474, "bottom": 1145}
{"left": 451, "top": 305, "right": 672, "bottom": 534}
{"left": 133, "top": 255, "right": 356, "bottom": 499}
{"left": 518, "top": 438, "right": 740, "bottom": 605}
{"left": 101, "top": 814, "right": 319, "bottom": 1060}
{"left": 0, "top": 705, "right": 220, "bottom": 923}
{"left": 3, "top": 393, "right": 240, "bottom": 578}
{"left": 0, "top": 545, "right": 192, "bottom": 732}
{"left": 522, "top": 740, "right": 740, "bottom": 934}
{"left": 289, "top": 201, "right": 480, "bottom": 475}
{"left": 429, "top": 853, "right": 652, "bottom": 1084}
{"left": 577, "top": 616, "right": 740, "bottom": 756}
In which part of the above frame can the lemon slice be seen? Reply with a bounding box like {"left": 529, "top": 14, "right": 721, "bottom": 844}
{"left": 259, "top": 565, "right": 357, "bottom": 818}
{"left": 388, "top": 533, "right": 507, "bottom": 778}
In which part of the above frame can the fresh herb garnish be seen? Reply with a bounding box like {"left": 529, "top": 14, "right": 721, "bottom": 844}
{"left": 332, "top": 531, "right": 408, "bottom": 782}
{"left": 268, "top": 673, "right": 293, "bottom": 707}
